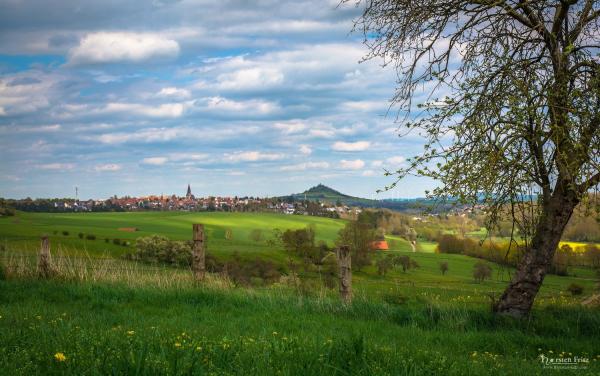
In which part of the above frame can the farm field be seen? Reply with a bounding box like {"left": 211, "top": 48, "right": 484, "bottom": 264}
{"left": 0, "top": 211, "right": 350, "bottom": 259}
{"left": 1, "top": 211, "right": 599, "bottom": 375}
{"left": 0, "top": 211, "right": 598, "bottom": 300}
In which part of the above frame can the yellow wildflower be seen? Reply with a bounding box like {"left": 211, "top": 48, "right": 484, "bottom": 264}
{"left": 54, "top": 352, "right": 67, "bottom": 362}
{"left": 174, "top": 342, "right": 182, "bottom": 348}
{"left": 127, "top": 331, "right": 135, "bottom": 336}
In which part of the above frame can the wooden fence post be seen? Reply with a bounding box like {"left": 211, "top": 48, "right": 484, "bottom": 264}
{"left": 336, "top": 245, "right": 352, "bottom": 304}
{"left": 192, "top": 224, "right": 206, "bottom": 281}
{"left": 38, "top": 236, "right": 52, "bottom": 278}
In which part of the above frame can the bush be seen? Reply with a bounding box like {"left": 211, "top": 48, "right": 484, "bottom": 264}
{"left": 0, "top": 207, "right": 15, "bottom": 216}
{"left": 126, "top": 235, "right": 193, "bottom": 266}
{"left": 86, "top": 234, "right": 96, "bottom": 240}
{"left": 104, "top": 238, "right": 109, "bottom": 243}
{"left": 223, "top": 252, "right": 282, "bottom": 287}
{"left": 248, "top": 229, "right": 263, "bottom": 242}
{"left": 439, "top": 261, "right": 449, "bottom": 275}
{"left": 113, "top": 238, "right": 121, "bottom": 245}
{"left": 62, "top": 231, "right": 69, "bottom": 236}
{"left": 397, "top": 255, "right": 419, "bottom": 273}
{"left": 473, "top": 262, "right": 492, "bottom": 282}
{"left": 78, "top": 233, "right": 84, "bottom": 239}
{"left": 376, "top": 255, "right": 395, "bottom": 276}
{"left": 566, "top": 283, "right": 584, "bottom": 296}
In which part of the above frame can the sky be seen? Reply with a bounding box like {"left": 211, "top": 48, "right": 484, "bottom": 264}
{"left": 0, "top": 0, "right": 436, "bottom": 200}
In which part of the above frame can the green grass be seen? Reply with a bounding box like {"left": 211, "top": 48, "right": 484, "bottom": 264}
{"left": 1, "top": 211, "right": 600, "bottom": 374}
{"left": 1, "top": 279, "right": 599, "bottom": 375}
{"left": 0, "top": 211, "right": 346, "bottom": 260}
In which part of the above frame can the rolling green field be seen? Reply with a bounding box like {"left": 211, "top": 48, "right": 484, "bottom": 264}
{"left": 1, "top": 211, "right": 599, "bottom": 374}
{"left": 0, "top": 211, "right": 348, "bottom": 259}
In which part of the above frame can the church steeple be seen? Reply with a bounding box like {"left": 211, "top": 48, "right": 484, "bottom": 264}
{"left": 186, "top": 184, "right": 192, "bottom": 199}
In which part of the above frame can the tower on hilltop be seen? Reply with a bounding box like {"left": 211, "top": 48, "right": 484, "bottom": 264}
{"left": 186, "top": 184, "right": 193, "bottom": 199}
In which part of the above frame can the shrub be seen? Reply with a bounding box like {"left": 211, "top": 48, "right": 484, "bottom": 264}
{"left": 126, "top": 235, "right": 193, "bottom": 266}
{"left": 473, "top": 262, "right": 492, "bottom": 282}
{"left": 439, "top": 261, "right": 449, "bottom": 275}
{"left": 223, "top": 253, "right": 282, "bottom": 287}
{"left": 397, "top": 255, "right": 419, "bottom": 273}
{"left": 113, "top": 238, "right": 121, "bottom": 245}
{"left": 85, "top": 234, "right": 96, "bottom": 240}
{"left": 78, "top": 233, "right": 84, "bottom": 239}
{"left": 62, "top": 231, "right": 69, "bottom": 236}
{"left": 566, "top": 283, "right": 584, "bottom": 296}
{"left": 376, "top": 255, "right": 395, "bottom": 276}
{"left": 248, "top": 229, "right": 263, "bottom": 242}
{"left": 104, "top": 238, "right": 109, "bottom": 243}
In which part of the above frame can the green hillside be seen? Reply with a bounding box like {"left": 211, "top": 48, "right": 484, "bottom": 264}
{"left": 0, "top": 211, "right": 346, "bottom": 260}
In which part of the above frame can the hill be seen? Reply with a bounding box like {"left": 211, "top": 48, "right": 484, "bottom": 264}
{"left": 282, "top": 184, "right": 377, "bottom": 207}
{"left": 281, "top": 184, "right": 438, "bottom": 211}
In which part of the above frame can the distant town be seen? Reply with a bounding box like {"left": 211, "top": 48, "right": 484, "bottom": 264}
{"left": 0, "top": 184, "right": 362, "bottom": 219}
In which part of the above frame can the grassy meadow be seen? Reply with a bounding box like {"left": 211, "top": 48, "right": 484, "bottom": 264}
{"left": 1, "top": 211, "right": 599, "bottom": 374}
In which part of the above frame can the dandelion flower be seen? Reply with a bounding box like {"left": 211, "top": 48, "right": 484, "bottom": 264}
{"left": 174, "top": 342, "right": 182, "bottom": 348}
{"left": 54, "top": 352, "right": 67, "bottom": 362}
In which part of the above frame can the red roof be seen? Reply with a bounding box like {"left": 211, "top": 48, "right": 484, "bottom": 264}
{"left": 371, "top": 241, "right": 389, "bottom": 250}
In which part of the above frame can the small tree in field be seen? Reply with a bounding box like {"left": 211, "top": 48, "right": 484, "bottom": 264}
{"left": 439, "top": 261, "right": 449, "bottom": 275}
{"left": 397, "top": 255, "right": 419, "bottom": 273}
{"left": 336, "top": 220, "right": 376, "bottom": 271}
{"left": 473, "top": 262, "right": 492, "bottom": 283}
{"left": 351, "top": 0, "right": 600, "bottom": 317}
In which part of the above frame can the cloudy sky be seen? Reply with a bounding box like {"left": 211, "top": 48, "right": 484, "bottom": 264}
{"left": 0, "top": 0, "right": 434, "bottom": 199}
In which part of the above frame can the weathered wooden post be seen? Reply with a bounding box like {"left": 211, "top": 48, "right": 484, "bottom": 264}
{"left": 336, "top": 245, "right": 352, "bottom": 304}
{"left": 38, "top": 235, "right": 52, "bottom": 278}
{"left": 192, "top": 224, "right": 206, "bottom": 281}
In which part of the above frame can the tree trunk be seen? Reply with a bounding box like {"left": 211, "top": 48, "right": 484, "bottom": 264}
{"left": 494, "top": 188, "right": 579, "bottom": 317}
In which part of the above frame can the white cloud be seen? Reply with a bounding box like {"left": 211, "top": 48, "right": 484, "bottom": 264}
{"left": 361, "top": 170, "right": 377, "bottom": 176}
{"left": 200, "top": 96, "right": 279, "bottom": 115}
{"left": 332, "top": 141, "right": 371, "bottom": 151}
{"left": 103, "top": 102, "right": 185, "bottom": 118}
{"left": 157, "top": 87, "right": 191, "bottom": 99}
{"left": 299, "top": 145, "right": 312, "bottom": 155}
{"left": 340, "top": 100, "right": 388, "bottom": 112}
{"left": 98, "top": 128, "right": 179, "bottom": 144}
{"left": 309, "top": 129, "right": 335, "bottom": 138}
{"left": 68, "top": 32, "right": 180, "bottom": 64}
{"left": 340, "top": 159, "right": 365, "bottom": 170}
{"left": 387, "top": 156, "right": 406, "bottom": 165}
{"left": 371, "top": 160, "right": 383, "bottom": 167}
{"left": 274, "top": 120, "right": 307, "bottom": 134}
{"left": 216, "top": 67, "right": 284, "bottom": 90}
{"left": 36, "top": 163, "right": 75, "bottom": 170}
{"left": 224, "top": 151, "right": 284, "bottom": 163}
{"left": 142, "top": 157, "right": 168, "bottom": 165}
{"left": 94, "top": 163, "right": 121, "bottom": 172}
{"left": 280, "top": 161, "right": 329, "bottom": 171}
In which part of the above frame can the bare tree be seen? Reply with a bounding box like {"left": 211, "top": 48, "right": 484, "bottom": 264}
{"left": 350, "top": 0, "right": 600, "bottom": 317}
